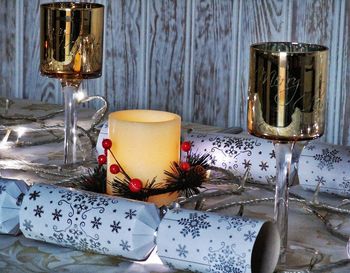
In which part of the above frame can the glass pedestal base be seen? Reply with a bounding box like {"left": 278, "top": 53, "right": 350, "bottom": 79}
{"left": 275, "top": 243, "right": 323, "bottom": 272}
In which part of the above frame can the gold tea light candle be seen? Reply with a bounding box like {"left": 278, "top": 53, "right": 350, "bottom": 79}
{"left": 107, "top": 110, "right": 181, "bottom": 206}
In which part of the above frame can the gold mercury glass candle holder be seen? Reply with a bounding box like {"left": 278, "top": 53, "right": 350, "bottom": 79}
{"left": 40, "top": 2, "right": 104, "bottom": 164}
{"left": 247, "top": 42, "right": 328, "bottom": 270}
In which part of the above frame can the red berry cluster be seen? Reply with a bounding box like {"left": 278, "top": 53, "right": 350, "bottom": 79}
{"left": 99, "top": 138, "right": 143, "bottom": 193}
{"left": 180, "top": 141, "right": 192, "bottom": 171}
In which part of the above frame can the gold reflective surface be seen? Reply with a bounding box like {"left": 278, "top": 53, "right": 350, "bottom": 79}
{"left": 247, "top": 42, "right": 328, "bottom": 141}
{"left": 40, "top": 2, "right": 104, "bottom": 84}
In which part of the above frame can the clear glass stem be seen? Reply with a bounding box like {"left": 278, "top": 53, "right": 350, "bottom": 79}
{"left": 62, "top": 84, "right": 78, "bottom": 164}
{"left": 273, "top": 141, "right": 305, "bottom": 264}
{"left": 289, "top": 141, "right": 307, "bottom": 186}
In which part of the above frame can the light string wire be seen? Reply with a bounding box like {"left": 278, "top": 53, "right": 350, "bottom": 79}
{"left": 0, "top": 103, "right": 349, "bottom": 272}
{"left": 0, "top": 95, "right": 108, "bottom": 183}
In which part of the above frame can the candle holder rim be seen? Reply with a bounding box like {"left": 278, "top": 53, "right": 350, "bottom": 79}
{"left": 40, "top": 2, "right": 104, "bottom": 10}
{"left": 250, "top": 41, "right": 328, "bottom": 54}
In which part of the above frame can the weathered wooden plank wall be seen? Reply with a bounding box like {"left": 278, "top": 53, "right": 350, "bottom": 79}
{"left": 0, "top": 0, "right": 349, "bottom": 145}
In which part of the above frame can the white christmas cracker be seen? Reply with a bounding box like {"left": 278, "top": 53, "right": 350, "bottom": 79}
{"left": 19, "top": 183, "right": 160, "bottom": 260}
{"left": 157, "top": 208, "right": 280, "bottom": 273}
{"left": 0, "top": 177, "right": 281, "bottom": 273}
{"left": 0, "top": 179, "right": 29, "bottom": 235}
{"left": 184, "top": 132, "right": 350, "bottom": 197}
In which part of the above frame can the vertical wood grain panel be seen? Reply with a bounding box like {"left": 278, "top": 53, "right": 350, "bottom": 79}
{"left": 182, "top": 0, "right": 194, "bottom": 122}
{"left": 22, "top": 0, "right": 60, "bottom": 104}
{"left": 0, "top": 0, "right": 16, "bottom": 98}
{"left": 147, "top": 0, "right": 187, "bottom": 114}
{"left": 227, "top": 0, "right": 241, "bottom": 126}
{"left": 341, "top": 0, "right": 350, "bottom": 145}
{"left": 290, "top": 0, "right": 340, "bottom": 144}
{"left": 103, "top": 0, "right": 143, "bottom": 111}
{"left": 237, "top": 0, "right": 290, "bottom": 129}
{"left": 15, "top": 0, "right": 24, "bottom": 99}
{"left": 191, "top": 0, "right": 234, "bottom": 127}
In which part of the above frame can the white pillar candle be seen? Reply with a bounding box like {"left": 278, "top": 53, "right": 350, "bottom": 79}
{"left": 107, "top": 110, "right": 181, "bottom": 206}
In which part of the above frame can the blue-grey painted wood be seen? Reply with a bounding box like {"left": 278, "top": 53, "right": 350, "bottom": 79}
{"left": 0, "top": 0, "right": 16, "bottom": 98}
{"left": 291, "top": 0, "right": 345, "bottom": 144}
{"left": 15, "top": 0, "right": 24, "bottom": 99}
{"left": 0, "top": 0, "right": 349, "bottom": 145}
{"left": 342, "top": 0, "right": 350, "bottom": 145}
{"left": 102, "top": 0, "right": 144, "bottom": 110}
{"left": 147, "top": 0, "right": 187, "bottom": 116}
{"left": 191, "top": 0, "right": 235, "bottom": 127}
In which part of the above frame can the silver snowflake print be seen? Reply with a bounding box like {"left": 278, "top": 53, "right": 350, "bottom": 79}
{"left": 91, "top": 217, "right": 102, "bottom": 229}
{"left": 29, "top": 190, "right": 40, "bottom": 201}
{"left": 314, "top": 148, "right": 342, "bottom": 171}
{"left": 79, "top": 238, "right": 89, "bottom": 250}
{"left": 110, "top": 220, "right": 121, "bottom": 233}
{"left": 74, "top": 202, "right": 88, "bottom": 214}
{"left": 219, "top": 216, "right": 257, "bottom": 231}
{"left": 69, "top": 226, "right": 83, "bottom": 239}
{"left": 69, "top": 228, "right": 83, "bottom": 239}
{"left": 120, "top": 240, "right": 131, "bottom": 251}
{"left": 87, "top": 195, "right": 98, "bottom": 205}
{"left": 225, "top": 137, "right": 256, "bottom": 152}
{"left": 305, "top": 144, "right": 316, "bottom": 151}
{"left": 52, "top": 209, "right": 62, "bottom": 221}
{"left": 315, "top": 176, "right": 326, "bottom": 185}
{"left": 243, "top": 139, "right": 256, "bottom": 150}
{"left": 176, "top": 244, "right": 188, "bottom": 258}
{"left": 54, "top": 232, "right": 64, "bottom": 243}
{"left": 205, "top": 243, "right": 245, "bottom": 273}
{"left": 209, "top": 155, "right": 217, "bottom": 165}
{"left": 73, "top": 194, "right": 86, "bottom": 202}
{"left": 259, "top": 161, "right": 269, "bottom": 171}
{"left": 225, "top": 146, "right": 236, "bottom": 156}
{"left": 89, "top": 239, "right": 101, "bottom": 249}
{"left": 96, "top": 197, "right": 109, "bottom": 206}
{"left": 125, "top": 209, "right": 137, "bottom": 219}
{"left": 66, "top": 235, "right": 75, "bottom": 244}
{"left": 23, "top": 219, "right": 33, "bottom": 231}
{"left": 213, "top": 258, "right": 241, "bottom": 273}
{"left": 34, "top": 205, "right": 44, "bottom": 217}
{"left": 244, "top": 230, "right": 256, "bottom": 242}
{"left": 266, "top": 175, "right": 276, "bottom": 185}
{"left": 341, "top": 178, "right": 350, "bottom": 191}
{"left": 221, "top": 245, "right": 234, "bottom": 256}
{"left": 61, "top": 191, "right": 73, "bottom": 201}
{"left": 212, "top": 137, "right": 223, "bottom": 148}
{"left": 165, "top": 262, "right": 176, "bottom": 270}
{"left": 241, "top": 159, "right": 251, "bottom": 169}
{"left": 178, "top": 213, "right": 211, "bottom": 238}
{"left": 0, "top": 185, "right": 6, "bottom": 195}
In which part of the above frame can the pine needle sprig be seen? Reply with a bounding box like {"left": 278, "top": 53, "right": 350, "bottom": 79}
{"left": 79, "top": 166, "right": 107, "bottom": 193}
{"left": 187, "top": 153, "right": 211, "bottom": 169}
{"left": 164, "top": 154, "right": 210, "bottom": 197}
{"left": 79, "top": 139, "right": 212, "bottom": 201}
{"left": 109, "top": 177, "right": 153, "bottom": 201}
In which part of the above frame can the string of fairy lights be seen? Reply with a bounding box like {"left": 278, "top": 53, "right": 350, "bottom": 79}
{"left": 0, "top": 94, "right": 349, "bottom": 271}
